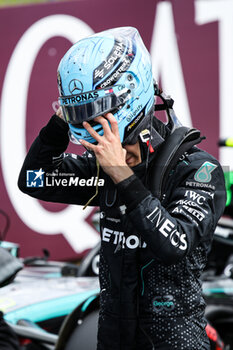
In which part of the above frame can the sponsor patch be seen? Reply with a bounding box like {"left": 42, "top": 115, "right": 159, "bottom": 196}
{"left": 93, "top": 37, "right": 126, "bottom": 86}
{"left": 101, "top": 227, "right": 147, "bottom": 249}
{"left": 126, "top": 104, "right": 142, "bottom": 122}
{"left": 194, "top": 161, "right": 217, "bottom": 183}
{"left": 146, "top": 206, "right": 187, "bottom": 251}
{"left": 96, "top": 38, "right": 135, "bottom": 89}
{"left": 185, "top": 181, "right": 215, "bottom": 190}
{"left": 61, "top": 91, "right": 99, "bottom": 105}
{"left": 184, "top": 190, "right": 206, "bottom": 205}
{"left": 123, "top": 106, "right": 146, "bottom": 141}
{"left": 152, "top": 295, "right": 175, "bottom": 312}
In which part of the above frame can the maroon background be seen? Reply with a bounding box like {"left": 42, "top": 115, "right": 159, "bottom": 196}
{"left": 0, "top": 0, "right": 220, "bottom": 260}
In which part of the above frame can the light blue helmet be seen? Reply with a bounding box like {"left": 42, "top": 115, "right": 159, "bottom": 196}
{"left": 57, "top": 27, "right": 155, "bottom": 145}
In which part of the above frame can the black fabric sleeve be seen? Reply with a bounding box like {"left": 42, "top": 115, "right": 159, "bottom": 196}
{"left": 116, "top": 174, "right": 150, "bottom": 211}
{"left": 39, "top": 114, "right": 69, "bottom": 146}
{"left": 18, "top": 115, "right": 100, "bottom": 206}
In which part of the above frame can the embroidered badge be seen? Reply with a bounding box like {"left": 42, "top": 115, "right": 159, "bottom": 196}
{"left": 194, "top": 161, "right": 217, "bottom": 183}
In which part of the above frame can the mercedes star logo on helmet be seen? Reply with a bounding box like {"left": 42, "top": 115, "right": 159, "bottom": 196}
{"left": 69, "top": 79, "right": 84, "bottom": 95}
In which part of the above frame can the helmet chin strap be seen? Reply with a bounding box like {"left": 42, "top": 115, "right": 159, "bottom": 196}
{"left": 145, "top": 114, "right": 153, "bottom": 172}
{"left": 139, "top": 125, "right": 165, "bottom": 152}
{"left": 138, "top": 114, "right": 157, "bottom": 186}
{"left": 153, "top": 81, "right": 183, "bottom": 132}
{"left": 138, "top": 106, "right": 166, "bottom": 169}
{"left": 137, "top": 81, "right": 180, "bottom": 182}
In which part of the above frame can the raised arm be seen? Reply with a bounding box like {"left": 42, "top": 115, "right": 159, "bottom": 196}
{"left": 18, "top": 114, "right": 99, "bottom": 206}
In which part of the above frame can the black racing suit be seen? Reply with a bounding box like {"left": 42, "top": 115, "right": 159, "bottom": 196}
{"left": 18, "top": 115, "right": 226, "bottom": 350}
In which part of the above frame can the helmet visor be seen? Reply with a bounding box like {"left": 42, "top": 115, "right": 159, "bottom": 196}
{"left": 59, "top": 85, "right": 130, "bottom": 125}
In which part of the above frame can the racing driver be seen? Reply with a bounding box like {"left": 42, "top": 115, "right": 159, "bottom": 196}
{"left": 18, "top": 27, "right": 226, "bottom": 350}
